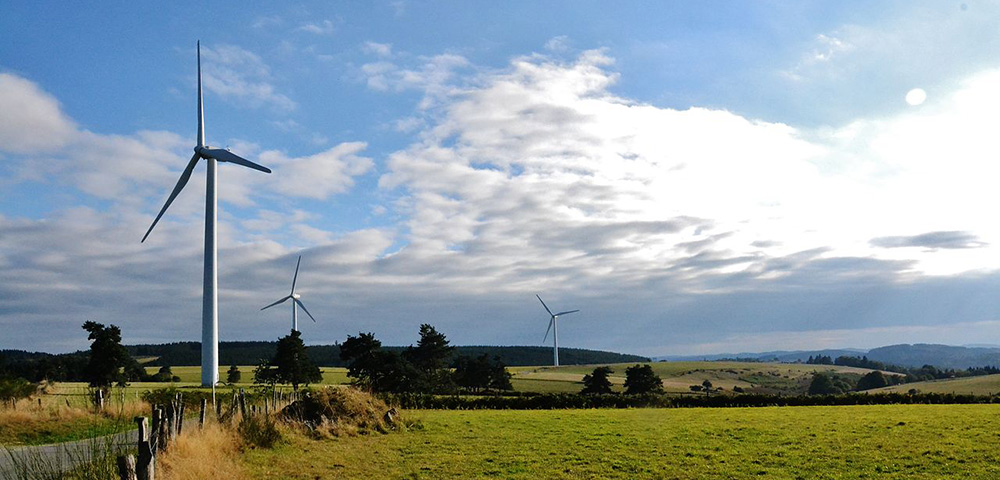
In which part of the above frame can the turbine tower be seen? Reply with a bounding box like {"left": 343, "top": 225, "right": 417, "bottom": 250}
{"left": 142, "top": 41, "right": 272, "bottom": 386}
{"left": 537, "top": 295, "right": 579, "bottom": 367}
{"left": 261, "top": 256, "right": 317, "bottom": 332}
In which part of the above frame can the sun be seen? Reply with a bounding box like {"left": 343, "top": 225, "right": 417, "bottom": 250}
{"left": 905, "top": 88, "right": 927, "bottom": 106}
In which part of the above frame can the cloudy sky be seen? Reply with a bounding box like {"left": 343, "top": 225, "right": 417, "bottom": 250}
{"left": 3, "top": 2, "right": 1000, "bottom": 357}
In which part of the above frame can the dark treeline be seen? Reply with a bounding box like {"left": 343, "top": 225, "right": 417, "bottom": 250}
{"left": 385, "top": 391, "right": 1000, "bottom": 410}
{"left": 0, "top": 349, "right": 88, "bottom": 382}
{"left": 126, "top": 342, "right": 649, "bottom": 367}
{"left": 806, "top": 355, "right": 1000, "bottom": 383}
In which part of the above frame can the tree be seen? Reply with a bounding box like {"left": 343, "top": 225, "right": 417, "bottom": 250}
{"left": 82, "top": 321, "right": 131, "bottom": 389}
{"left": 0, "top": 376, "right": 35, "bottom": 407}
{"left": 270, "top": 330, "right": 322, "bottom": 391}
{"left": 454, "top": 354, "right": 512, "bottom": 393}
{"left": 340, "top": 333, "right": 384, "bottom": 390}
{"left": 808, "top": 372, "right": 854, "bottom": 395}
{"left": 855, "top": 370, "right": 889, "bottom": 391}
{"left": 403, "top": 324, "right": 456, "bottom": 393}
{"left": 624, "top": 364, "right": 663, "bottom": 394}
{"left": 227, "top": 364, "right": 241, "bottom": 384}
{"left": 701, "top": 379, "right": 714, "bottom": 396}
{"left": 403, "top": 324, "right": 454, "bottom": 371}
{"left": 581, "top": 366, "right": 614, "bottom": 394}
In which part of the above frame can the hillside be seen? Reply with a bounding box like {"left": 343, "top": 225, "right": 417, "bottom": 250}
{"left": 124, "top": 342, "right": 650, "bottom": 367}
{"left": 658, "top": 344, "right": 1000, "bottom": 370}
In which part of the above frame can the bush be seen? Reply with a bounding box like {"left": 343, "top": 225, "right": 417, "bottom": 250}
{"left": 237, "top": 414, "right": 281, "bottom": 448}
{"left": 281, "top": 387, "right": 403, "bottom": 437}
{"left": 0, "top": 376, "right": 36, "bottom": 405}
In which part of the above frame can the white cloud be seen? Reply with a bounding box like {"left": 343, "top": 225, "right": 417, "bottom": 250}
{"left": 544, "top": 35, "right": 571, "bottom": 53}
{"left": 0, "top": 73, "right": 77, "bottom": 154}
{"left": 298, "top": 19, "right": 335, "bottom": 35}
{"left": 363, "top": 41, "right": 393, "bottom": 58}
{"left": 199, "top": 45, "right": 296, "bottom": 111}
{"left": 260, "top": 142, "right": 374, "bottom": 200}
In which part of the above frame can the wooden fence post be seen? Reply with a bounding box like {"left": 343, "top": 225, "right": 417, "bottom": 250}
{"left": 177, "top": 396, "right": 185, "bottom": 436}
{"left": 199, "top": 398, "right": 207, "bottom": 428}
{"left": 135, "top": 416, "right": 154, "bottom": 480}
{"left": 116, "top": 455, "right": 137, "bottom": 480}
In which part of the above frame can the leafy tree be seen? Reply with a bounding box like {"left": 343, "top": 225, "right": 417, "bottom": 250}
{"left": 340, "top": 333, "right": 384, "bottom": 390}
{"left": 701, "top": 379, "right": 714, "bottom": 396}
{"left": 82, "top": 321, "right": 131, "bottom": 388}
{"left": 454, "top": 354, "right": 513, "bottom": 393}
{"left": 855, "top": 370, "right": 889, "bottom": 391}
{"left": 808, "top": 372, "right": 854, "bottom": 395}
{"left": 270, "top": 330, "right": 322, "bottom": 391}
{"left": 0, "top": 376, "right": 35, "bottom": 406}
{"left": 151, "top": 365, "right": 179, "bottom": 382}
{"left": 624, "top": 364, "right": 663, "bottom": 394}
{"left": 123, "top": 358, "right": 148, "bottom": 382}
{"left": 581, "top": 366, "right": 614, "bottom": 394}
{"left": 403, "top": 324, "right": 454, "bottom": 371}
{"left": 227, "top": 364, "right": 241, "bottom": 384}
{"left": 253, "top": 359, "right": 277, "bottom": 387}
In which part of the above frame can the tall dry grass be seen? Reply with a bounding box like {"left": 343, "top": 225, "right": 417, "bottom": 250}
{"left": 158, "top": 422, "right": 248, "bottom": 480}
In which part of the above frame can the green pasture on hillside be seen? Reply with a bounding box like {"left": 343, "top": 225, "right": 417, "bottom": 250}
{"left": 244, "top": 404, "right": 1000, "bottom": 479}
{"left": 875, "top": 373, "right": 1000, "bottom": 396}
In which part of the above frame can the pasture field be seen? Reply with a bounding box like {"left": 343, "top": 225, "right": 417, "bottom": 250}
{"left": 510, "top": 361, "right": 887, "bottom": 395}
{"left": 875, "top": 373, "right": 1000, "bottom": 396}
{"left": 243, "top": 404, "right": 1000, "bottom": 479}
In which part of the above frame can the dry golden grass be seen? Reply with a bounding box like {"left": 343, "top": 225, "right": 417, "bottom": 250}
{"left": 0, "top": 390, "right": 150, "bottom": 445}
{"left": 159, "top": 422, "right": 248, "bottom": 480}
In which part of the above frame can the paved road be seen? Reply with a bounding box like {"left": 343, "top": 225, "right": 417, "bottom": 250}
{"left": 0, "top": 430, "right": 137, "bottom": 479}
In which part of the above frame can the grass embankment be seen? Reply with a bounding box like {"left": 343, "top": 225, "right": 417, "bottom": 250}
{"left": 243, "top": 404, "right": 1000, "bottom": 479}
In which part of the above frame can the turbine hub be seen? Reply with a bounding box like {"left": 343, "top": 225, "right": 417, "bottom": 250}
{"left": 292, "top": 293, "right": 301, "bottom": 299}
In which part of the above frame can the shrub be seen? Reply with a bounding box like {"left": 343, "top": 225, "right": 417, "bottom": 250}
{"left": 281, "top": 387, "right": 402, "bottom": 437}
{"left": 237, "top": 414, "right": 282, "bottom": 449}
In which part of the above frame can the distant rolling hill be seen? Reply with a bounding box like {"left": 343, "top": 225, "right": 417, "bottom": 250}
{"left": 125, "top": 342, "right": 650, "bottom": 367}
{"left": 657, "top": 344, "right": 1000, "bottom": 370}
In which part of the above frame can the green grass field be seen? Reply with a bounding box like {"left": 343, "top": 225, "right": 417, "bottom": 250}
{"left": 242, "top": 404, "right": 1000, "bottom": 479}
{"left": 509, "top": 361, "right": 885, "bottom": 395}
{"left": 874, "top": 373, "right": 1000, "bottom": 396}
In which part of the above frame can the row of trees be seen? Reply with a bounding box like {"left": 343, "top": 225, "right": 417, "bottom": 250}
{"left": 807, "top": 370, "right": 906, "bottom": 395}
{"left": 580, "top": 364, "right": 665, "bottom": 395}
{"left": 339, "top": 324, "right": 511, "bottom": 394}
{"left": 807, "top": 355, "right": 1000, "bottom": 383}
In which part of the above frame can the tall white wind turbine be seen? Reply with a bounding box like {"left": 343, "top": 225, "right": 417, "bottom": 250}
{"left": 260, "top": 256, "right": 317, "bottom": 332}
{"left": 537, "top": 295, "right": 579, "bottom": 367}
{"left": 142, "top": 41, "right": 272, "bottom": 387}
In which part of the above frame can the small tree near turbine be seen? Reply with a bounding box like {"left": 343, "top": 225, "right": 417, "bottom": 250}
{"left": 624, "top": 364, "right": 663, "bottom": 395}
{"left": 82, "top": 321, "right": 131, "bottom": 389}
{"left": 227, "top": 364, "right": 241, "bottom": 385}
{"left": 270, "top": 330, "right": 321, "bottom": 391}
{"left": 581, "top": 366, "right": 614, "bottom": 394}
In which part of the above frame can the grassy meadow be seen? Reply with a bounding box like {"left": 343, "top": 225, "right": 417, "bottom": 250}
{"left": 242, "top": 404, "right": 1000, "bottom": 479}
{"left": 874, "top": 373, "right": 1000, "bottom": 396}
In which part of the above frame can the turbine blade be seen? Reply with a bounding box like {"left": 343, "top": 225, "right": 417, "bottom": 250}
{"left": 197, "top": 41, "right": 204, "bottom": 148}
{"left": 201, "top": 148, "right": 271, "bottom": 173}
{"left": 554, "top": 310, "right": 579, "bottom": 316}
{"left": 290, "top": 255, "right": 301, "bottom": 294}
{"left": 261, "top": 296, "right": 292, "bottom": 311}
{"left": 141, "top": 152, "right": 200, "bottom": 243}
{"left": 294, "top": 298, "right": 317, "bottom": 322}
{"left": 542, "top": 317, "right": 554, "bottom": 343}
{"left": 536, "top": 294, "right": 553, "bottom": 316}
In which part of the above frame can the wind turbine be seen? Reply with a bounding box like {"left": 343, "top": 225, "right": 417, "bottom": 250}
{"left": 142, "top": 41, "right": 272, "bottom": 387}
{"left": 537, "top": 295, "right": 579, "bottom": 367}
{"left": 261, "top": 256, "right": 317, "bottom": 332}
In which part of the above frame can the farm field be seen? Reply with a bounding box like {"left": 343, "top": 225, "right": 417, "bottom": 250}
{"left": 510, "top": 361, "right": 889, "bottom": 395}
{"left": 132, "top": 361, "right": 883, "bottom": 394}
{"left": 242, "top": 404, "right": 1000, "bottom": 479}
{"left": 874, "top": 373, "right": 1000, "bottom": 396}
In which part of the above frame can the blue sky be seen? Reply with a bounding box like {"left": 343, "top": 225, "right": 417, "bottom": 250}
{"left": 3, "top": 1, "right": 1000, "bottom": 356}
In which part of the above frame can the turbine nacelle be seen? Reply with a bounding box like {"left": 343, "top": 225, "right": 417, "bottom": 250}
{"left": 292, "top": 293, "right": 301, "bottom": 300}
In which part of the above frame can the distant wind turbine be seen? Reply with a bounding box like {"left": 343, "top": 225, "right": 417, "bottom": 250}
{"left": 142, "top": 41, "right": 272, "bottom": 387}
{"left": 261, "top": 256, "right": 317, "bottom": 332}
{"left": 537, "top": 295, "right": 579, "bottom": 367}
